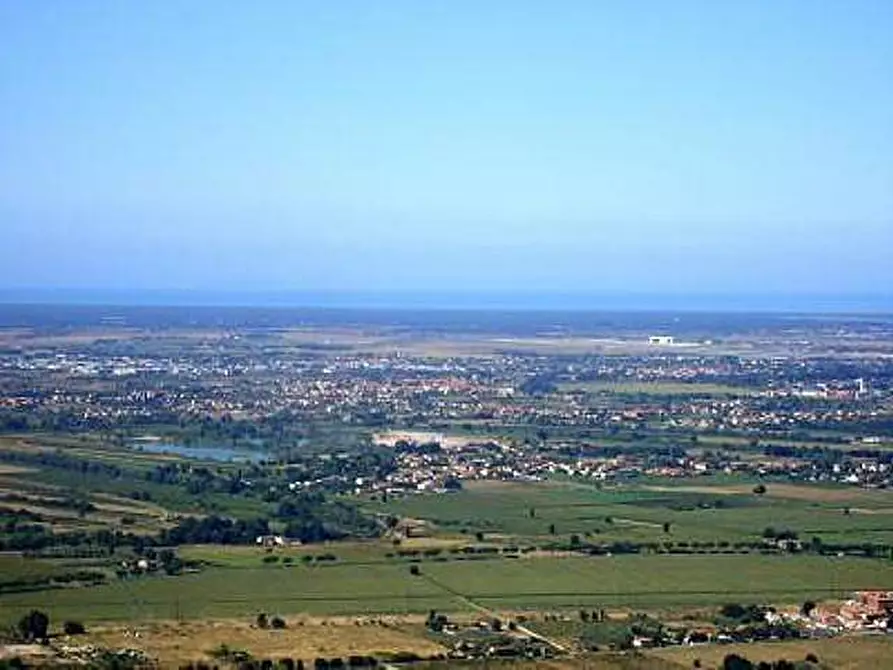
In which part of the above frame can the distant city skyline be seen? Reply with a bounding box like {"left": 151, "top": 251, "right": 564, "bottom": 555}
{"left": 2, "top": 1, "right": 891, "bottom": 297}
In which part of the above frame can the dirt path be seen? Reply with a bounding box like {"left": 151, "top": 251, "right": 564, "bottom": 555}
{"left": 419, "top": 572, "right": 571, "bottom": 654}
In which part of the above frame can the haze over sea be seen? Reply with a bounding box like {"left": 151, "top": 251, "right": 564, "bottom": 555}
{"left": 0, "top": 288, "right": 890, "bottom": 314}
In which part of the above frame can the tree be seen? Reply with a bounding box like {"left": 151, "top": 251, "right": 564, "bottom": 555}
{"left": 270, "top": 616, "right": 287, "bottom": 629}
{"left": 17, "top": 610, "right": 49, "bottom": 641}
{"left": 475, "top": 531, "right": 484, "bottom": 542}
{"left": 63, "top": 621, "right": 86, "bottom": 635}
{"left": 753, "top": 484, "right": 767, "bottom": 496}
{"left": 570, "top": 534, "right": 581, "bottom": 549}
{"left": 663, "top": 522, "right": 672, "bottom": 534}
{"left": 548, "top": 523, "right": 556, "bottom": 535}
{"left": 720, "top": 603, "right": 747, "bottom": 619}
{"left": 256, "top": 612, "right": 269, "bottom": 629}
{"left": 409, "top": 565, "right": 420, "bottom": 576}
{"left": 801, "top": 601, "right": 817, "bottom": 617}
{"left": 722, "top": 654, "right": 754, "bottom": 670}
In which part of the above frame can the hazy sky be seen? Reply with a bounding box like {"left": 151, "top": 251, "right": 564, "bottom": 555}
{"left": 2, "top": 1, "right": 891, "bottom": 297}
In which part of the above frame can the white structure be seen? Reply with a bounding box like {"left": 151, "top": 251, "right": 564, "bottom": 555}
{"left": 648, "top": 335, "right": 674, "bottom": 346}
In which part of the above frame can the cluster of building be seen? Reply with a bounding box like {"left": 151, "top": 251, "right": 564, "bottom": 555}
{"left": 2, "top": 342, "right": 888, "bottom": 433}
{"left": 812, "top": 591, "right": 893, "bottom": 632}
{"left": 1, "top": 327, "right": 891, "bottom": 494}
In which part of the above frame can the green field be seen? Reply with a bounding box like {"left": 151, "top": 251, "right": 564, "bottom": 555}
{"left": 366, "top": 480, "right": 893, "bottom": 545}
{"left": 4, "top": 446, "right": 893, "bottom": 633}
{"left": 2, "top": 553, "right": 892, "bottom": 624}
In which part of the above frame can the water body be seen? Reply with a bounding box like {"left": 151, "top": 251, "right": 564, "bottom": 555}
{"left": 128, "top": 441, "right": 267, "bottom": 464}
{"left": 1, "top": 288, "right": 891, "bottom": 313}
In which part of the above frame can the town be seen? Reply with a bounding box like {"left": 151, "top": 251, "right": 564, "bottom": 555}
{"left": 1, "top": 306, "right": 893, "bottom": 669}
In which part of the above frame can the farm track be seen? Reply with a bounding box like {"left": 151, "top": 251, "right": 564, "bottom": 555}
{"left": 418, "top": 572, "right": 571, "bottom": 653}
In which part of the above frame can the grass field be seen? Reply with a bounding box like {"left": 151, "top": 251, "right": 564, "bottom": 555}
{"left": 367, "top": 479, "right": 893, "bottom": 545}
{"left": 78, "top": 617, "right": 446, "bottom": 667}
{"left": 651, "top": 634, "right": 893, "bottom": 670}
{"left": 3, "top": 552, "right": 892, "bottom": 624}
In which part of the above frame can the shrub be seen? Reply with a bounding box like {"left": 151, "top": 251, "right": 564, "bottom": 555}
{"left": 63, "top": 620, "right": 86, "bottom": 635}
{"left": 270, "top": 616, "right": 287, "bottom": 629}
{"left": 722, "top": 654, "right": 753, "bottom": 670}
{"left": 16, "top": 610, "right": 49, "bottom": 641}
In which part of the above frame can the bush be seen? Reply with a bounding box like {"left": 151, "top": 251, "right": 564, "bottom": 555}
{"left": 256, "top": 613, "right": 269, "bottom": 629}
{"left": 722, "top": 654, "right": 753, "bottom": 670}
{"left": 63, "top": 620, "right": 86, "bottom": 635}
{"left": 270, "top": 616, "right": 287, "bottom": 629}
{"left": 17, "top": 610, "right": 49, "bottom": 641}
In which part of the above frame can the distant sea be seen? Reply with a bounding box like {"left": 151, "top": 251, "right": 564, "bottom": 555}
{"left": 0, "top": 288, "right": 890, "bottom": 314}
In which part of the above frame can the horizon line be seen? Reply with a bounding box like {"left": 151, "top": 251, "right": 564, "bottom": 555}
{"left": 0, "top": 288, "right": 891, "bottom": 315}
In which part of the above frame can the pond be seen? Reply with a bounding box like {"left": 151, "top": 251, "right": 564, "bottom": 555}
{"left": 127, "top": 440, "right": 268, "bottom": 463}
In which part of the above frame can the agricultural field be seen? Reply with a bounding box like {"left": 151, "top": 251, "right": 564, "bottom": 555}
{"left": 3, "top": 548, "right": 893, "bottom": 625}
{"left": 366, "top": 479, "right": 893, "bottom": 546}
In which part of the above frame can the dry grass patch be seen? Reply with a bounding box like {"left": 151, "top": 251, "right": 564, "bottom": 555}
{"left": 80, "top": 617, "right": 446, "bottom": 666}
{"left": 650, "top": 634, "right": 893, "bottom": 669}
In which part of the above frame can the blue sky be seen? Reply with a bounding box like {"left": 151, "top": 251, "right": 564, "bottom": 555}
{"left": 1, "top": 1, "right": 891, "bottom": 299}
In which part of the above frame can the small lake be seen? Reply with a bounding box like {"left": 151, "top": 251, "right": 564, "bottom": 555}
{"left": 128, "top": 441, "right": 268, "bottom": 463}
